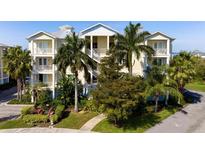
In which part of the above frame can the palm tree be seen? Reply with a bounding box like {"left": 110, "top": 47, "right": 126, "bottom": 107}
{"left": 146, "top": 78, "right": 183, "bottom": 112}
{"left": 3, "top": 46, "right": 32, "bottom": 100}
{"left": 115, "top": 22, "right": 154, "bottom": 75}
{"left": 54, "top": 32, "right": 96, "bottom": 112}
{"left": 169, "top": 51, "right": 197, "bottom": 89}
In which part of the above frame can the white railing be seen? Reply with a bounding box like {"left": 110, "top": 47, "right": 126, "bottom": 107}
{"left": 35, "top": 48, "right": 52, "bottom": 54}
{"left": 93, "top": 49, "right": 101, "bottom": 62}
{"left": 86, "top": 48, "right": 106, "bottom": 62}
{"left": 33, "top": 81, "right": 53, "bottom": 87}
{"left": 92, "top": 69, "right": 98, "bottom": 77}
{"left": 154, "top": 48, "right": 167, "bottom": 56}
{"left": 34, "top": 65, "right": 52, "bottom": 72}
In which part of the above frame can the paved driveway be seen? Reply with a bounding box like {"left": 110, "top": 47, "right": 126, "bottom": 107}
{"left": 146, "top": 91, "right": 205, "bottom": 133}
{"left": 0, "top": 87, "right": 17, "bottom": 104}
{"left": 0, "top": 87, "right": 28, "bottom": 121}
{"left": 0, "top": 104, "right": 27, "bottom": 121}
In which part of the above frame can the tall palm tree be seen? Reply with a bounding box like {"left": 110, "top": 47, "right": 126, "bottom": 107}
{"left": 146, "top": 78, "right": 183, "bottom": 112}
{"left": 115, "top": 22, "right": 154, "bottom": 75}
{"left": 3, "top": 46, "right": 32, "bottom": 100}
{"left": 169, "top": 51, "right": 197, "bottom": 89}
{"left": 54, "top": 32, "right": 96, "bottom": 112}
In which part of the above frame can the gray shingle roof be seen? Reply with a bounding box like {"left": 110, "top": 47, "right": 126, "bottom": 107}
{"left": 0, "top": 43, "right": 10, "bottom": 47}
{"left": 192, "top": 50, "right": 205, "bottom": 56}
{"left": 51, "top": 30, "right": 72, "bottom": 39}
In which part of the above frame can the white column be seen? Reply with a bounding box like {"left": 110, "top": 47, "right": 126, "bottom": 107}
{"left": 90, "top": 36, "right": 93, "bottom": 58}
{"left": 31, "top": 55, "right": 35, "bottom": 103}
{"left": 166, "top": 39, "right": 170, "bottom": 65}
{"left": 51, "top": 37, "right": 55, "bottom": 99}
{"left": 52, "top": 66, "right": 55, "bottom": 99}
{"left": 107, "top": 36, "right": 110, "bottom": 50}
{"left": 30, "top": 40, "right": 34, "bottom": 54}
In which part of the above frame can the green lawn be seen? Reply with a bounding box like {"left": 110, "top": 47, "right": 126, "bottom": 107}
{"left": 92, "top": 107, "right": 177, "bottom": 133}
{"left": 185, "top": 81, "right": 205, "bottom": 92}
{"left": 55, "top": 111, "right": 98, "bottom": 129}
{"left": 0, "top": 119, "right": 31, "bottom": 129}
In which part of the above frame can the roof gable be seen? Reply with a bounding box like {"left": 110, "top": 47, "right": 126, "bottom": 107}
{"left": 80, "top": 23, "right": 119, "bottom": 36}
{"left": 146, "top": 32, "right": 175, "bottom": 41}
{"left": 27, "top": 31, "right": 56, "bottom": 40}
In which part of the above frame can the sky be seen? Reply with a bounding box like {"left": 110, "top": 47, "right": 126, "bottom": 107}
{"left": 0, "top": 21, "right": 205, "bottom": 53}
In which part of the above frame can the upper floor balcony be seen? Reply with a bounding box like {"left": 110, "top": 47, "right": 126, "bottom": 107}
{"left": 35, "top": 47, "right": 52, "bottom": 55}
{"left": 33, "top": 65, "right": 52, "bottom": 72}
{"left": 33, "top": 40, "right": 53, "bottom": 55}
{"left": 147, "top": 40, "right": 169, "bottom": 56}
{"left": 153, "top": 48, "right": 167, "bottom": 56}
{"left": 84, "top": 36, "right": 114, "bottom": 62}
{"left": 33, "top": 57, "right": 53, "bottom": 73}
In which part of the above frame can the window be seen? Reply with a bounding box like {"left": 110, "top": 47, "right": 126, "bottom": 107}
{"left": 39, "top": 58, "right": 47, "bottom": 65}
{"left": 43, "top": 58, "right": 47, "bottom": 65}
{"left": 38, "top": 41, "right": 49, "bottom": 49}
{"left": 39, "top": 58, "right": 42, "bottom": 65}
{"left": 159, "top": 42, "right": 163, "bottom": 49}
{"left": 153, "top": 58, "right": 167, "bottom": 65}
{"left": 154, "top": 42, "right": 157, "bottom": 49}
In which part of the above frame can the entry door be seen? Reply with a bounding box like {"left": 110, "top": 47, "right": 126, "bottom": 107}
{"left": 39, "top": 74, "right": 43, "bottom": 82}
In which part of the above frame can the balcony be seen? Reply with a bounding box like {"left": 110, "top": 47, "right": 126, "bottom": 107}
{"left": 34, "top": 65, "right": 52, "bottom": 72}
{"left": 33, "top": 81, "right": 53, "bottom": 87}
{"left": 153, "top": 48, "right": 167, "bottom": 56}
{"left": 35, "top": 48, "right": 52, "bottom": 55}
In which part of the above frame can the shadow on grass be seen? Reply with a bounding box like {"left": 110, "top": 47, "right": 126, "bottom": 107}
{"left": 118, "top": 107, "right": 177, "bottom": 132}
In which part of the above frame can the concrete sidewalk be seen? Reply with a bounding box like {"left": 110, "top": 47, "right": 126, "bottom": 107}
{"left": 146, "top": 91, "right": 205, "bottom": 133}
{"left": 0, "top": 127, "right": 92, "bottom": 133}
{"left": 80, "top": 114, "right": 106, "bottom": 131}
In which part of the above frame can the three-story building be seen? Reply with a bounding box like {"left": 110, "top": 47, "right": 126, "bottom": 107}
{"left": 28, "top": 23, "right": 174, "bottom": 100}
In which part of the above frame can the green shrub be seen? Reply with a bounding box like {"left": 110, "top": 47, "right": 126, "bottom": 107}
{"left": 21, "top": 106, "right": 34, "bottom": 116}
{"left": 22, "top": 114, "right": 48, "bottom": 126}
{"left": 51, "top": 99, "right": 62, "bottom": 107}
{"left": 83, "top": 100, "right": 98, "bottom": 112}
{"left": 55, "top": 104, "right": 65, "bottom": 119}
{"left": 50, "top": 104, "right": 65, "bottom": 124}
{"left": 22, "top": 92, "right": 31, "bottom": 102}
{"left": 50, "top": 114, "right": 58, "bottom": 124}
{"left": 8, "top": 99, "right": 32, "bottom": 105}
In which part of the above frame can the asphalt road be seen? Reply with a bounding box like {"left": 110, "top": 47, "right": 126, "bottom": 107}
{"left": 146, "top": 91, "right": 205, "bottom": 133}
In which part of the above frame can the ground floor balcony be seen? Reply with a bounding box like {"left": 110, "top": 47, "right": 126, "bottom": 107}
{"left": 33, "top": 57, "right": 53, "bottom": 73}
{"left": 32, "top": 74, "right": 53, "bottom": 88}
{"left": 33, "top": 65, "right": 53, "bottom": 73}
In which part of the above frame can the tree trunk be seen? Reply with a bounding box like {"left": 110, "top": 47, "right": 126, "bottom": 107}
{"left": 155, "top": 97, "right": 159, "bottom": 112}
{"left": 128, "top": 51, "right": 132, "bottom": 76}
{"left": 74, "top": 73, "right": 78, "bottom": 112}
{"left": 19, "top": 85, "right": 22, "bottom": 101}
{"left": 17, "top": 78, "right": 21, "bottom": 100}
{"left": 165, "top": 91, "right": 169, "bottom": 106}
